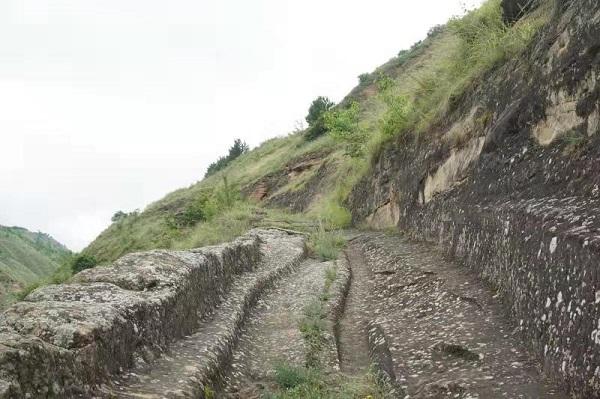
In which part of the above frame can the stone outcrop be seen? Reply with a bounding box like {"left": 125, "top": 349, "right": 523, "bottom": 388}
{"left": 349, "top": 0, "right": 600, "bottom": 397}
{"left": 0, "top": 229, "right": 302, "bottom": 398}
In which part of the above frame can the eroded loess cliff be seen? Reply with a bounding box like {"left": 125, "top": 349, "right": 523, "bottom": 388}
{"left": 350, "top": 0, "right": 600, "bottom": 396}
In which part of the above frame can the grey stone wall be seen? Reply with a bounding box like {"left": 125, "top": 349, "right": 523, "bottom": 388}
{"left": 0, "top": 231, "right": 263, "bottom": 397}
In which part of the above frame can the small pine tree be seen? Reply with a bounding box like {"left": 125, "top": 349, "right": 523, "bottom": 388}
{"left": 205, "top": 139, "right": 249, "bottom": 177}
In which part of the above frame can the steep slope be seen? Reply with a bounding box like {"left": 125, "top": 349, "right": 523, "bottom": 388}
{"left": 81, "top": 15, "right": 461, "bottom": 265}
{"left": 0, "top": 226, "right": 70, "bottom": 303}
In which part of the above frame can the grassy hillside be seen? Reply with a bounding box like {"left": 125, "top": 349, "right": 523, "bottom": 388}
{"left": 80, "top": 0, "right": 553, "bottom": 268}
{"left": 0, "top": 225, "right": 70, "bottom": 305}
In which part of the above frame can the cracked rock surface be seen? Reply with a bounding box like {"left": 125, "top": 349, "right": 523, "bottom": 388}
{"left": 104, "top": 231, "right": 306, "bottom": 398}
{"left": 345, "top": 233, "right": 566, "bottom": 399}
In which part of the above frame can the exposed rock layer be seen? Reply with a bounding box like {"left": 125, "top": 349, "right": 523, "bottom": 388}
{"left": 349, "top": 1, "right": 600, "bottom": 396}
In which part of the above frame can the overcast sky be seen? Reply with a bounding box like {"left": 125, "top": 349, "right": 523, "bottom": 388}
{"left": 0, "top": 0, "right": 483, "bottom": 251}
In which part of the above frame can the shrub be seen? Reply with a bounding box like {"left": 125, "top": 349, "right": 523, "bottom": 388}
{"left": 306, "top": 96, "right": 335, "bottom": 127}
{"left": 304, "top": 117, "right": 328, "bottom": 141}
{"left": 111, "top": 211, "right": 127, "bottom": 223}
{"left": 169, "top": 194, "right": 213, "bottom": 228}
{"left": 274, "top": 364, "right": 313, "bottom": 389}
{"left": 213, "top": 176, "right": 239, "bottom": 210}
{"left": 324, "top": 102, "right": 367, "bottom": 157}
{"left": 375, "top": 73, "right": 395, "bottom": 93}
{"left": 205, "top": 139, "right": 249, "bottom": 177}
{"left": 305, "top": 97, "right": 335, "bottom": 141}
{"left": 310, "top": 226, "right": 346, "bottom": 261}
{"left": 358, "top": 73, "right": 371, "bottom": 84}
{"left": 380, "top": 91, "right": 412, "bottom": 138}
{"left": 71, "top": 254, "right": 97, "bottom": 273}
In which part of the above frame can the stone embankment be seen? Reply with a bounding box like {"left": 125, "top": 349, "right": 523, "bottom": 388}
{"left": 0, "top": 229, "right": 308, "bottom": 398}
{"left": 0, "top": 228, "right": 579, "bottom": 398}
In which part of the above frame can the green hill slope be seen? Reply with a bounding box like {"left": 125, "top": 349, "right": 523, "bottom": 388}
{"left": 81, "top": 0, "right": 552, "bottom": 265}
{"left": 0, "top": 226, "right": 70, "bottom": 304}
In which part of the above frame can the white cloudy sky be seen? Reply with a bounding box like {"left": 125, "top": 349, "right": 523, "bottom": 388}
{"left": 0, "top": 0, "right": 483, "bottom": 251}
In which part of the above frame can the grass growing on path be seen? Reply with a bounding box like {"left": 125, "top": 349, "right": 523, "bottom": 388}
{"left": 265, "top": 262, "right": 394, "bottom": 399}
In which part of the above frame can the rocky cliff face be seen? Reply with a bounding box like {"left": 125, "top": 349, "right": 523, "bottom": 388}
{"left": 350, "top": 0, "right": 600, "bottom": 396}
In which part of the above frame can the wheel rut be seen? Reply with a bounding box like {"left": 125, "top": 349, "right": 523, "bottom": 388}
{"left": 336, "top": 244, "right": 372, "bottom": 375}
{"left": 221, "top": 259, "right": 337, "bottom": 398}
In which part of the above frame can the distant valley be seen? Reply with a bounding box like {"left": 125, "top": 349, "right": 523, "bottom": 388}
{"left": 0, "top": 225, "right": 70, "bottom": 306}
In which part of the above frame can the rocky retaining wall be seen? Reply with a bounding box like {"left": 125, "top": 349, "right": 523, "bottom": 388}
{"left": 349, "top": 0, "right": 600, "bottom": 396}
{"left": 0, "top": 231, "right": 264, "bottom": 398}
{"left": 407, "top": 196, "right": 600, "bottom": 397}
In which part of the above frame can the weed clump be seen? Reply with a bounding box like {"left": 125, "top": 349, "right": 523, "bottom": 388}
{"left": 309, "top": 226, "right": 346, "bottom": 261}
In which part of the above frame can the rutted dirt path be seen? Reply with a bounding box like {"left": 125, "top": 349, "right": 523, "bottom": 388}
{"left": 103, "top": 230, "right": 567, "bottom": 398}
{"left": 221, "top": 259, "right": 337, "bottom": 397}
{"left": 337, "top": 244, "right": 372, "bottom": 375}
{"left": 343, "top": 232, "right": 566, "bottom": 399}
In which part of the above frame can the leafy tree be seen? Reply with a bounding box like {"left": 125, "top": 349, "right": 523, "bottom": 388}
{"left": 71, "top": 254, "right": 97, "bottom": 274}
{"left": 205, "top": 138, "right": 249, "bottom": 177}
{"left": 111, "top": 211, "right": 127, "bottom": 223}
{"left": 305, "top": 96, "right": 335, "bottom": 141}
{"left": 306, "top": 96, "right": 335, "bottom": 127}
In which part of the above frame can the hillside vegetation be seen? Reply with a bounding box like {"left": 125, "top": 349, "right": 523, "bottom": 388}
{"left": 0, "top": 225, "right": 70, "bottom": 306}
{"left": 78, "top": 0, "right": 553, "bottom": 272}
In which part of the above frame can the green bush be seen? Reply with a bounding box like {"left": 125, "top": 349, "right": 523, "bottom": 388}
{"left": 358, "top": 73, "right": 371, "bottom": 84}
{"left": 310, "top": 227, "right": 346, "bottom": 261}
{"left": 324, "top": 102, "right": 367, "bottom": 157}
{"left": 71, "top": 254, "right": 97, "bottom": 274}
{"left": 306, "top": 97, "right": 335, "bottom": 127}
{"left": 111, "top": 211, "right": 127, "bottom": 223}
{"left": 304, "top": 117, "right": 328, "bottom": 141}
{"left": 168, "top": 194, "right": 213, "bottom": 229}
{"left": 305, "top": 97, "right": 335, "bottom": 141}
{"left": 375, "top": 73, "right": 395, "bottom": 93}
{"left": 274, "top": 364, "right": 314, "bottom": 389}
{"left": 380, "top": 92, "right": 412, "bottom": 138}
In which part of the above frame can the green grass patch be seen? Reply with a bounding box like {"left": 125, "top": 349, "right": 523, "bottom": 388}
{"left": 309, "top": 227, "right": 346, "bottom": 261}
{"left": 266, "top": 364, "right": 394, "bottom": 399}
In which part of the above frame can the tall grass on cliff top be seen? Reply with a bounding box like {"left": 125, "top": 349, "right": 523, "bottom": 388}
{"left": 410, "top": 0, "right": 552, "bottom": 133}
{"left": 337, "top": 0, "right": 552, "bottom": 163}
